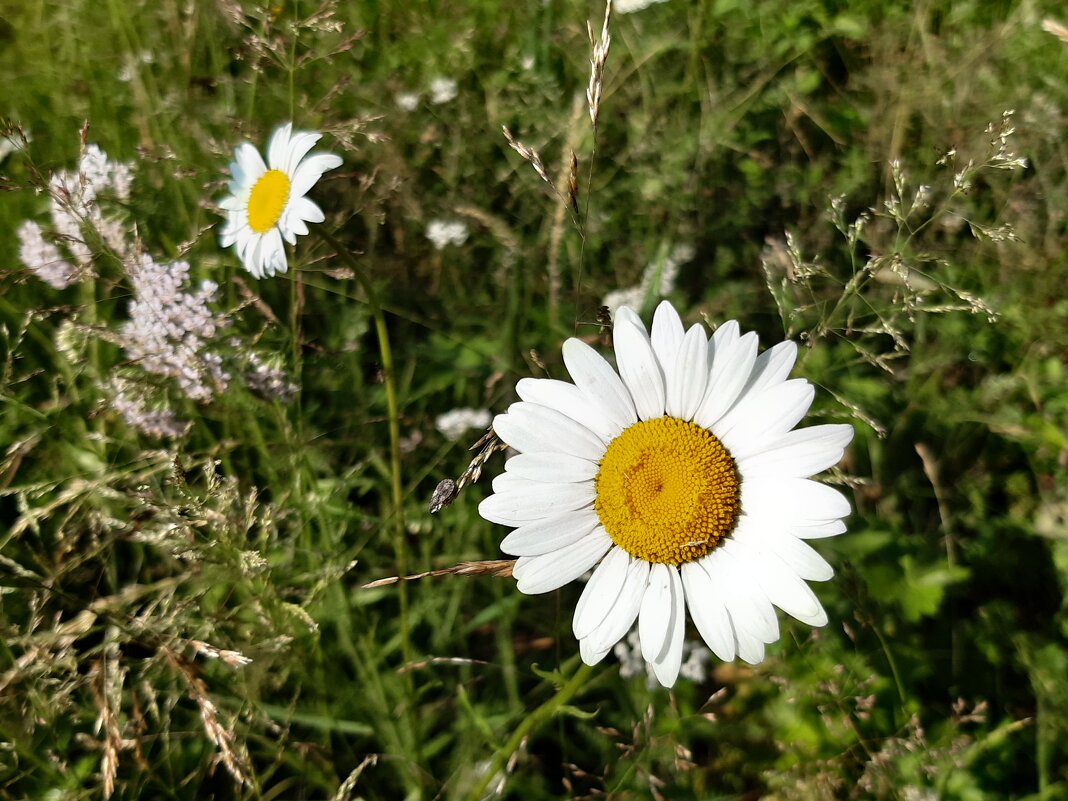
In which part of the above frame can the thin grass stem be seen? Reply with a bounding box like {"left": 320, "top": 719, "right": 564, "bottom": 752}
{"left": 311, "top": 226, "right": 411, "bottom": 668}
{"left": 462, "top": 661, "right": 595, "bottom": 801}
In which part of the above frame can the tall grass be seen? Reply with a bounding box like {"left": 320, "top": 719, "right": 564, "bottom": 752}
{"left": 1, "top": 0, "right": 1066, "bottom": 798}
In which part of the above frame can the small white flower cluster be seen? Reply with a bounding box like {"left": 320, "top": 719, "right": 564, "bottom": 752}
{"left": 395, "top": 77, "right": 459, "bottom": 111}
{"left": 614, "top": 630, "right": 711, "bottom": 687}
{"left": 435, "top": 407, "right": 492, "bottom": 442}
{"left": 394, "top": 92, "right": 420, "bottom": 112}
{"left": 110, "top": 379, "right": 190, "bottom": 439}
{"left": 425, "top": 219, "right": 469, "bottom": 251}
{"left": 117, "top": 50, "right": 155, "bottom": 83}
{"left": 901, "top": 787, "right": 938, "bottom": 801}
{"left": 428, "top": 77, "right": 458, "bottom": 105}
{"left": 48, "top": 144, "right": 133, "bottom": 263}
{"left": 602, "top": 243, "right": 694, "bottom": 313}
{"left": 121, "top": 254, "right": 229, "bottom": 402}
{"left": 244, "top": 351, "right": 299, "bottom": 403}
{"left": 16, "top": 143, "right": 134, "bottom": 288}
{"left": 17, "top": 221, "right": 75, "bottom": 290}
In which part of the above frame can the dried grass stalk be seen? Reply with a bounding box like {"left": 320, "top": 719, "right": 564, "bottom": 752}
{"left": 166, "top": 651, "right": 253, "bottom": 787}
{"left": 361, "top": 559, "right": 515, "bottom": 589}
{"left": 586, "top": 0, "right": 613, "bottom": 128}
{"left": 428, "top": 426, "right": 509, "bottom": 513}
{"left": 1041, "top": 18, "right": 1068, "bottom": 42}
{"left": 502, "top": 125, "right": 557, "bottom": 193}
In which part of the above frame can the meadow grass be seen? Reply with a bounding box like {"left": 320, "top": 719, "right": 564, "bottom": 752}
{"left": 1, "top": 0, "right": 1067, "bottom": 799}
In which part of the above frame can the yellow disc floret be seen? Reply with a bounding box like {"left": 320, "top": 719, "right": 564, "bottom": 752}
{"left": 247, "top": 169, "right": 291, "bottom": 233}
{"left": 595, "top": 416, "right": 740, "bottom": 566}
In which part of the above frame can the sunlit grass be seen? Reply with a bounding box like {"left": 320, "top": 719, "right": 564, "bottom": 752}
{"left": 1, "top": 0, "right": 1067, "bottom": 798}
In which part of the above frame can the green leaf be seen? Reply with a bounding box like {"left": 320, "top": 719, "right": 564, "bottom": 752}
{"left": 898, "top": 555, "right": 969, "bottom": 622}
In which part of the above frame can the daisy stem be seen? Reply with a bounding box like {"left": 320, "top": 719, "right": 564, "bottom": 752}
{"left": 289, "top": 269, "right": 302, "bottom": 388}
{"left": 312, "top": 226, "right": 412, "bottom": 666}
{"left": 462, "top": 662, "right": 595, "bottom": 801}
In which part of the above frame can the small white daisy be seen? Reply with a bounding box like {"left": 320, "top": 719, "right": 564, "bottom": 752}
{"left": 219, "top": 122, "right": 342, "bottom": 279}
{"left": 429, "top": 77, "right": 458, "bottom": 105}
{"left": 436, "top": 407, "right": 493, "bottom": 442}
{"left": 395, "top": 91, "right": 421, "bottom": 112}
{"left": 425, "top": 219, "right": 469, "bottom": 250}
{"left": 479, "top": 301, "right": 854, "bottom": 688}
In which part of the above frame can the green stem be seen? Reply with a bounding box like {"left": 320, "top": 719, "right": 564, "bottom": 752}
{"left": 312, "top": 226, "right": 410, "bottom": 666}
{"left": 871, "top": 618, "right": 908, "bottom": 708}
{"left": 289, "top": 0, "right": 299, "bottom": 122}
{"left": 463, "top": 662, "right": 595, "bottom": 801}
{"left": 289, "top": 269, "right": 301, "bottom": 380}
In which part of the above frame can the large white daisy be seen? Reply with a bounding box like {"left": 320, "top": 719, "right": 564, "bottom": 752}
{"left": 478, "top": 301, "right": 854, "bottom": 688}
{"left": 219, "top": 122, "right": 342, "bottom": 279}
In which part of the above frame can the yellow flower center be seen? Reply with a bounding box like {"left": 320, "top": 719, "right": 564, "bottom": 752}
{"left": 247, "top": 169, "right": 290, "bottom": 234}
{"left": 594, "top": 416, "right": 740, "bottom": 566}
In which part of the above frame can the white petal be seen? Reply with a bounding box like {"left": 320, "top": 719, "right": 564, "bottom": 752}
{"left": 650, "top": 566, "right": 685, "bottom": 688}
{"left": 791, "top": 519, "right": 848, "bottom": 539}
{"left": 492, "top": 403, "right": 606, "bottom": 461}
{"left": 613, "top": 313, "right": 666, "bottom": 421}
{"left": 741, "top": 477, "right": 852, "bottom": 524}
{"left": 228, "top": 157, "right": 245, "bottom": 185}
{"left": 737, "top": 424, "right": 854, "bottom": 478}
{"left": 732, "top": 538, "right": 827, "bottom": 626}
{"left": 680, "top": 561, "right": 736, "bottom": 661}
{"left": 493, "top": 469, "right": 598, "bottom": 495}
{"left": 281, "top": 208, "right": 310, "bottom": 239}
{"left": 226, "top": 175, "right": 249, "bottom": 196}
{"left": 290, "top": 195, "right": 325, "bottom": 224}
{"left": 562, "top": 339, "right": 638, "bottom": 430}
{"left": 573, "top": 547, "right": 631, "bottom": 638}
{"left": 258, "top": 227, "right": 287, "bottom": 277}
{"left": 737, "top": 340, "right": 797, "bottom": 402}
{"left": 234, "top": 227, "right": 255, "bottom": 262}
{"left": 490, "top": 471, "right": 525, "bottom": 494}
{"left": 579, "top": 636, "right": 612, "bottom": 665}
{"left": 712, "top": 548, "right": 779, "bottom": 644}
{"left": 650, "top": 300, "right": 684, "bottom": 390}
{"left": 245, "top": 236, "right": 264, "bottom": 277}
{"left": 268, "top": 228, "right": 289, "bottom": 275}
{"left": 284, "top": 130, "right": 323, "bottom": 174}
{"left": 219, "top": 194, "right": 245, "bottom": 212}
{"left": 290, "top": 153, "right": 343, "bottom": 197}
{"left": 267, "top": 122, "right": 293, "bottom": 170}
{"left": 478, "top": 483, "right": 594, "bottom": 526}
{"left": 693, "top": 332, "right": 758, "bottom": 428}
{"left": 235, "top": 142, "right": 266, "bottom": 182}
{"left": 734, "top": 628, "right": 766, "bottom": 665}
{"left": 638, "top": 564, "right": 675, "bottom": 663}
{"left": 280, "top": 219, "right": 298, "bottom": 245}
{"left": 238, "top": 235, "right": 260, "bottom": 277}
{"left": 219, "top": 223, "right": 240, "bottom": 248}
{"left": 513, "top": 528, "right": 612, "bottom": 594}
{"left": 504, "top": 451, "right": 599, "bottom": 483}
{"left": 582, "top": 559, "right": 650, "bottom": 654}
{"left": 515, "top": 377, "right": 620, "bottom": 442}
{"left": 716, "top": 379, "right": 815, "bottom": 457}
{"left": 500, "top": 509, "right": 600, "bottom": 556}
{"left": 711, "top": 320, "right": 740, "bottom": 352}
{"left": 667, "top": 325, "right": 709, "bottom": 421}
{"left": 747, "top": 532, "right": 834, "bottom": 582}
